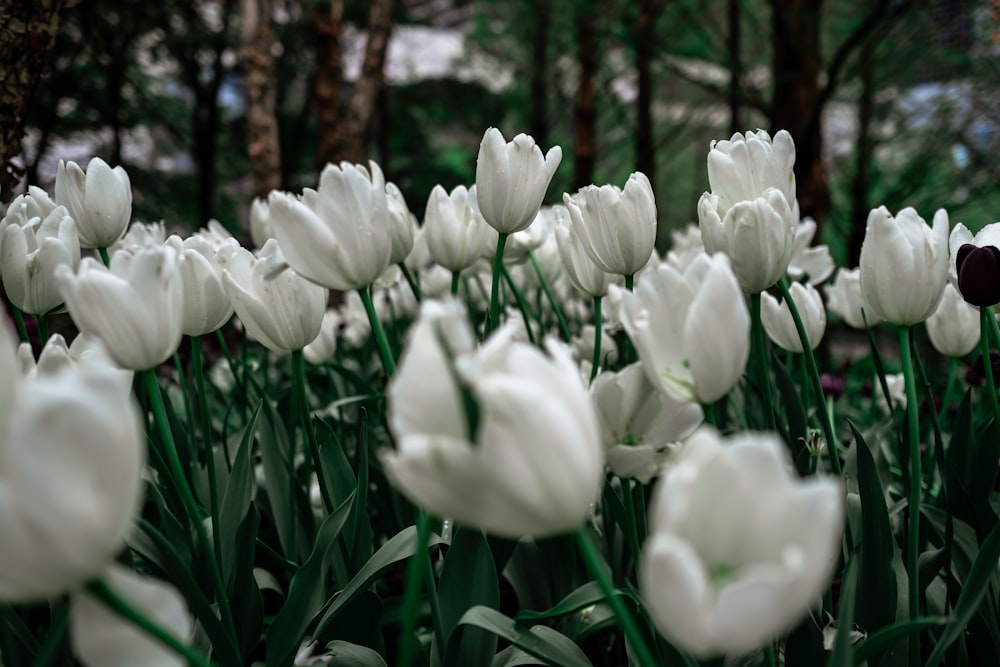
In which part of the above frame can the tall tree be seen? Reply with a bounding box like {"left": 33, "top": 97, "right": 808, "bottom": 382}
{"left": 727, "top": 0, "right": 742, "bottom": 135}
{"left": 635, "top": 0, "right": 663, "bottom": 181}
{"left": 313, "top": 0, "right": 344, "bottom": 170}
{"left": 240, "top": 0, "right": 282, "bottom": 198}
{"left": 573, "top": 0, "right": 597, "bottom": 190}
{"left": 529, "top": 3, "right": 550, "bottom": 149}
{"left": 0, "top": 0, "right": 66, "bottom": 201}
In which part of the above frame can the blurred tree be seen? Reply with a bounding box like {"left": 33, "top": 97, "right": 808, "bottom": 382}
{"left": 240, "top": 0, "right": 283, "bottom": 198}
{"left": 573, "top": 0, "right": 597, "bottom": 189}
{"left": 635, "top": 0, "right": 665, "bottom": 181}
{"left": 313, "top": 0, "right": 344, "bottom": 170}
{"left": 0, "top": 0, "right": 66, "bottom": 201}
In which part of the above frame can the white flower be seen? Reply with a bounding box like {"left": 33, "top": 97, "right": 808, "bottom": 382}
{"left": 386, "top": 182, "right": 417, "bottom": 265}
{"left": 110, "top": 221, "right": 167, "bottom": 258}
{"left": 269, "top": 161, "right": 393, "bottom": 291}
{"left": 304, "top": 309, "right": 342, "bottom": 365}
{"left": 640, "top": 427, "right": 843, "bottom": 658}
{"left": 787, "top": 218, "right": 834, "bottom": 285}
{"left": 70, "top": 565, "right": 192, "bottom": 667}
{"left": 555, "top": 222, "right": 621, "bottom": 299}
{"left": 706, "top": 129, "right": 797, "bottom": 217}
{"left": 55, "top": 246, "right": 185, "bottom": 370}
{"left": 859, "top": 206, "right": 949, "bottom": 326}
{"left": 381, "top": 300, "right": 603, "bottom": 538}
{"left": 1, "top": 187, "right": 57, "bottom": 228}
{"left": 563, "top": 172, "right": 657, "bottom": 277}
{"left": 1, "top": 205, "right": 80, "bottom": 316}
{"left": 591, "top": 363, "right": 703, "bottom": 483}
{"left": 665, "top": 223, "right": 705, "bottom": 273}
{"left": 474, "top": 128, "right": 562, "bottom": 235}
{"left": 609, "top": 254, "right": 750, "bottom": 404}
{"left": 926, "top": 283, "right": 979, "bottom": 358}
{"left": 424, "top": 185, "right": 492, "bottom": 273}
{"left": 55, "top": 158, "right": 132, "bottom": 249}
{"left": 249, "top": 197, "right": 273, "bottom": 249}
{"left": 824, "top": 268, "right": 870, "bottom": 329}
{"left": 165, "top": 234, "right": 234, "bottom": 336}
{"left": 761, "top": 282, "right": 826, "bottom": 353}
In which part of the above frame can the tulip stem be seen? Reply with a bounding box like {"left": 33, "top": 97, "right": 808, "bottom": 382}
{"left": 358, "top": 287, "right": 396, "bottom": 377}
{"left": 10, "top": 306, "right": 28, "bottom": 344}
{"left": 399, "top": 262, "right": 422, "bottom": 302}
{"left": 591, "top": 296, "right": 602, "bottom": 383}
{"left": 36, "top": 314, "right": 49, "bottom": 347}
{"left": 488, "top": 232, "right": 509, "bottom": 334}
{"left": 291, "top": 349, "right": 334, "bottom": 513}
{"left": 749, "top": 293, "right": 777, "bottom": 431}
{"left": 141, "top": 369, "right": 239, "bottom": 653}
{"left": 97, "top": 247, "right": 111, "bottom": 266}
{"left": 500, "top": 265, "right": 537, "bottom": 344}
{"left": 980, "top": 309, "right": 1000, "bottom": 435}
{"left": 451, "top": 271, "right": 461, "bottom": 297}
{"left": 575, "top": 529, "right": 658, "bottom": 667}
{"left": 86, "top": 579, "right": 218, "bottom": 667}
{"left": 191, "top": 336, "right": 224, "bottom": 568}
{"left": 898, "top": 325, "right": 921, "bottom": 663}
{"left": 399, "top": 511, "right": 435, "bottom": 667}
{"left": 778, "top": 281, "right": 841, "bottom": 476}
{"left": 529, "top": 249, "right": 571, "bottom": 341}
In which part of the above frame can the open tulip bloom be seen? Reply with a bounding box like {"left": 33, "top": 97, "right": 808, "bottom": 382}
{"left": 9, "top": 129, "right": 1000, "bottom": 667}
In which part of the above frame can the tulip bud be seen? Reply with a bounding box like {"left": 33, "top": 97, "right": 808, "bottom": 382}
{"left": 926, "top": 283, "right": 980, "bottom": 357}
{"left": 640, "top": 428, "right": 843, "bottom": 658}
{"left": 424, "top": 185, "right": 492, "bottom": 273}
{"left": 1, "top": 205, "right": 81, "bottom": 316}
{"left": 55, "top": 158, "right": 132, "bottom": 249}
{"left": 386, "top": 182, "right": 417, "bottom": 265}
{"left": 555, "top": 223, "right": 621, "bottom": 298}
{"left": 824, "top": 268, "right": 870, "bottom": 329}
{"left": 707, "top": 129, "right": 798, "bottom": 215}
{"left": 956, "top": 243, "right": 1000, "bottom": 307}
{"left": 761, "top": 282, "right": 826, "bottom": 353}
{"left": 474, "top": 128, "right": 562, "bottom": 235}
{"left": 165, "top": 234, "right": 234, "bottom": 336}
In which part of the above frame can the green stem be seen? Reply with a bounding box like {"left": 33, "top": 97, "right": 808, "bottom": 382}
{"left": 10, "top": 306, "right": 28, "bottom": 344}
{"left": 291, "top": 350, "right": 334, "bottom": 513}
{"left": 97, "top": 247, "right": 111, "bottom": 266}
{"left": 938, "top": 357, "right": 958, "bottom": 425}
{"left": 0, "top": 605, "right": 20, "bottom": 667}
{"left": 36, "top": 314, "right": 49, "bottom": 347}
{"left": 749, "top": 293, "right": 777, "bottom": 431}
{"left": 764, "top": 643, "right": 777, "bottom": 667}
{"left": 529, "top": 249, "right": 571, "bottom": 341}
{"left": 213, "top": 329, "right": 249, "bottom": 407}
{"left": 590, "top": 296, "right": 602, "bottom": 383}
{"left": 778, "top": 280, "right": 841, "bottom": 475}
{"left": 450, "top": 271, "right": 461, "bottom": 297}
{"left": 500, "top": 265, "right": 537, "bottom": 344}
{"left": 488, "top": 232, "right": 509, "bottom": 334}
{"left": 191, "top": 336, "right": 224, "bottom": 569}
{"left": 358, "top": 287, "right": 396, "bottom": 376}
{"left": 624, "top": 274, "right": 634, "bottom": 291}
{"left": 172, "top": 352, "right": 196, "bottom": 482}
{"left": 703, "top": 401, "right": 717, "bottom": 427}
{"left": 86, "top": 579, "right": 217, "bottom": 667}
{"left": 31, "top": 603, "right": 68, "bottom": 667}
{"left": 980, "top": 309, "right": 1000, "bottom": 435}
{"left": 399, "top": 512, "right": 434, "bottom": 667}
{"left": 898, "top": 325, "right": 921, "bottom": 663}
{"left": 575, "top": 529, "right": 658, "bottom": 667}
{"left": 141, "top": 369, "right": 239, "bottom": 651}
{"left": 399, "top": 262, "right": 422, "bottom": 302}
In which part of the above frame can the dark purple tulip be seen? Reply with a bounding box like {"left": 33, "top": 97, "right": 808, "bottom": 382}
{"left": 820, "top": 373, "right": 845, "bottom": 399}
{"left": 956, "top": 243, "right": 1000, "bottom": 307}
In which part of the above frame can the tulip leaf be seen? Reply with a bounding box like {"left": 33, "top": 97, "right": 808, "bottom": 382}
{"left": 853, "top": 617, "right": 949, "bottom": 665}
{"left": 514, "top": 581, "right": 604, "bottom": 622}
{"left": 219, "top": 399, "right": 262, "bottom": 589}
{"left": 312, "top": 525, "right": 446, "bottom": 639}
{"left": 256, "top": 396, "right": 298, "bottom": 559}
{"left": 266, "top": 491, "right": 355, "bottom": 667}
{"left": 229, "top": 505, "right": 264, "bottom": 661}
{"left": 772, "top": 356, "right": 811, "bottom": 474}
{"left": 440, "top": 528, "right": 500, "bottom": 667}
{"left": 850, "top": 420, "right": 900, "bottom": 638}
{"left": 925, "top": 518, "right": 1000, "bottom": 667}
{"left": 829, "top": 553, "right": 860, "bottom": 667}
{"left": 455, "top": 606, "right": 592, "bottom": 667}
{"left": 323, "top": 640, "right": 387, "bottom": 666}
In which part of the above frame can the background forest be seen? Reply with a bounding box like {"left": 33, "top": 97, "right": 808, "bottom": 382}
{"left": 4, "top": 0, "right": 1000, "bottom": 263}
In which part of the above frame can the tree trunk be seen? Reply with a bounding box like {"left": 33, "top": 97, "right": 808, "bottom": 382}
{"left": 529, "top": 4, "right": 549, "bottom": 149}
{"left": 770, "top": 0, "right": 828, "bottom": 225}
{"left": 0, "top": 0, "right": 65, "bottom": 201}
{"left": 240, "top": 0, "right": 282, "bottom": 199}
{"left": 313, "top": 0, "right": 343, "bottom": 169}
{"left": 848, "top": 36, "right": 875, "bottom": 266}
{"left": 336, "top": 0, "right": 395, "bottom": 165}
{"left": 573, "top": 1, "right": 597, "bottom": 191}
{"left": 727, "top": 0, "right": 742, "bottom": 135}
{"left": 635, "top": 0, "right": 658, "bottom": 181}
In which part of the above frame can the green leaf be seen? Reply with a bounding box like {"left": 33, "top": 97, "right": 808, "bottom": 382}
{"left": 853, "top": 617, "right": 949, "bottom": 665}
{"left": 440, "top": 528, "right": 500, "bottom": 667}
{"left": 925, "top": 519, "right": 1000, "bottom": 667}
{"left": 219, "top": 399, "right": 262, "bottom": 588}
{"left": 325, "top": 640, "right": 387, "bottom": 666}
{"left": 257, "top": 396, "right": 298, "bottom": 559}
{"left": 313, "top": 525, "right": 446, "bottom": 639}
{"left": 455, "top": 606, "right": 592, "bottom": 667}
{"left": 266, "top": 492, "right": 356, "bottom": 667}
{"left": 515, "top": 582, "right": 604, "bottom": 622}
{"left": 829, "top": 553, "right": 859, "bottom": 667}
{"left": 229, "top": 505, "right": 264, "bottom": 661}
{"left": 773, "top": 356, "right": 811, "bottom": 474}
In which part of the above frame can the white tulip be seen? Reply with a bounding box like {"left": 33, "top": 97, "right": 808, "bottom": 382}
{"left": 824, "top": 268, "right": 870, "bottom": 329}
{"left": 424, "top": 185, "right": 492, "bottom": 273}
{"left": 555, "top": 223, "right": 621, "bottom": 298}
{"left": 1, "top": 205, "right": 80, "bottom": 315}
{"left": 761, "top": 282, "right": 826, "bottom": 353}
{"left": 926, "top": 283, "right": 980, "bottom": 358}
{"left": 304, "top": 309, "right": 342, "bottom": 365}
{"left": 640, "top": 427, "right": 843, "bottom": 658}
{"left": 386, "top": 182, "right": 417, "bottom": 265}
{"left": 706, "top": 129, "right": 798, "bottom": 218}
{"left": 164, "top": 234, "right": 234, "bottom": 336}
{"left": 55, "top": 158, "right": 132, "bottom": 249}
{"left": 787, "top": 218, "right": 835, "bottom": 285}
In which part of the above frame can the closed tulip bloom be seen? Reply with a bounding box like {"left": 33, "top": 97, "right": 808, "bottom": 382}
{"left": 609, "top": 254, "right": 750, "bottom": 404}
{"left": 555, "top": 224, "right": 621, "bottom": 298}
{"left": 382, "top": 299, "right": 603, "bottom": 538}
{"left": 71, "top": 565, "right": 192, "bottom": 667}
{"left": 304, "top": 309, "right": 342, "bottom": 365}
{"left": 563, "top": 172, "right": 657, "bottom": 276}
{"left": 0, "top": 344, "right": 144, "bottom": 602}
{"left": 951, "top": 222, "right": 1000, "bottom": 307}
{"left": 706, "top": 129, "right": 798, "bottom": 217}
{"left": 591, "top": 363, "right": 703, "bottom": 483}
{"left": 1, "top": 205, "right": 81, "bottom": 316}
{"left": 424, "top": 185, "right": 492, "bottom": 272}
{"left": 927, "top": 283, "right": 980, "bottom": 358}
{"left": 164, "top": 234, "right": 234, "bottom": 336}
{"left": 761, "top": 282, "right": 826, "bottom": 353}
{"left": 386, "top": 182, "right": 417, "bottom": 265}
{"left": 474, "top": 127, "right": 562, "bottom": 234}
{"left": 55, "top": 247, "right": 184, "bottom": 370}
{"left": 698, "top": 188, "right": 797, "bottom": 294}
{"left": 269, "top": 161, "right": 393, "bottom": 291}
{"left": 859, "top": 206, "right": 949, "bottom": 326}
{"left": 824, "top": 268, "right": 869, "bottom": 328}
{"left": 219, "top": 238, "right": 327, "bottom": 352}
{"left": 640, "top": 428, "right": 843, "bottom": 658}
{"left": 55, "top": 158, "right": 132, "bottom": 249}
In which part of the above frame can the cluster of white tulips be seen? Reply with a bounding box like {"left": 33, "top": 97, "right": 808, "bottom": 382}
{"left": 0, "top": 124, "right": 997, "bottom": 667}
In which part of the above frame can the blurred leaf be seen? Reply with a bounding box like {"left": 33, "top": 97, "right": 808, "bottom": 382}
{"left": 219, "top": 399, "right": 262, "bottom": 588}
{"left": 257, "top": 397, "right": 298, "bottom": 559}
{"left": 325, "top": 640, "right": 387, "bottom": 666}
{"left": 773, "top": 357, "right": 811, "bottom": 474}
{"left": 829, "top": 553, "right": 860, "bottom": 667}
{"left": 853, "top": 617, "right": 948, "bottom": 665}
{"left": 455, "top": 607, "right": 592, "bottom": 667}
{"left": 515, "top": 582, "right": 603, "bottom": 622}
{"left": 441, "top": 528, "right": 500, "bottom": 667}
{"left": 230, "top": 506, "right": 264, "bottom": 661}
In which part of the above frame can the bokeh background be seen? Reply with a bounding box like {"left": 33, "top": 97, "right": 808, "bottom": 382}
{"left": 4, "top": 0, "right": 1000, "bottom": 264}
